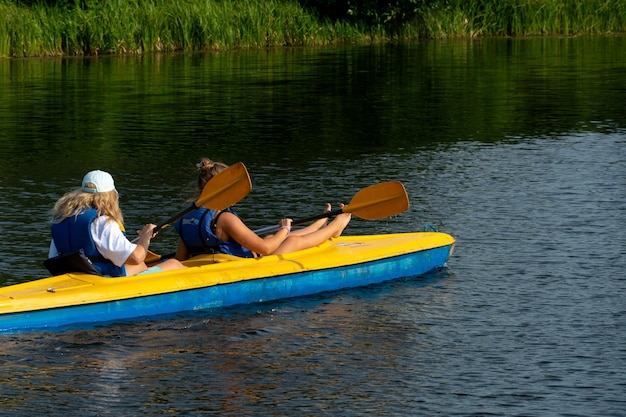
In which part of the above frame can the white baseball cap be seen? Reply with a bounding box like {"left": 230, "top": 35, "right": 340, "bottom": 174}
{"left": 81, "top": 170, "right": 116, "bottom": 193}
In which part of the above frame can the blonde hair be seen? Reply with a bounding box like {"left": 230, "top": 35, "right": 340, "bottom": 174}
{"left": 51, "top": 189, "right": 124, "bottom": 225}
{"left": 196, "top": 158, "right": 228, "bottom": 193}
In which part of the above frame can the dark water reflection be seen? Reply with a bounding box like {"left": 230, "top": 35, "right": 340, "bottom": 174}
{"left": 0, "top": 38, "right": 625, "bottom": 416}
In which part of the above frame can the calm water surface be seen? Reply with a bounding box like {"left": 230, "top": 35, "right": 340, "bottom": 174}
{"left": 0, "top": 38, "right": 625, "bottom": 416}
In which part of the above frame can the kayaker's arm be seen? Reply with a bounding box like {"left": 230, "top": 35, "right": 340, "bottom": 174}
{"left": 175, "top": 238, "right": 191, "bottom": 261}
{"left": 126, "top": 223, "right": 154, "bottom": 264}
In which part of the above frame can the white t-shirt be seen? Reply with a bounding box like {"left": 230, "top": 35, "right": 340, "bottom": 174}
{"left": 48, "top": 216, "right": 137, "bottom": 268}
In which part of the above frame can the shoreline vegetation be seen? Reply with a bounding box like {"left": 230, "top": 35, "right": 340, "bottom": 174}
{"left": 1, "top": 0, "right": 625, "bottom": 58}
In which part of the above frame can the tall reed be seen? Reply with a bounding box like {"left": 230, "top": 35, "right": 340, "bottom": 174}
{"left": 421, "top": 0, "right": 626, "bottom": 38}
{"left": 1, "top": 0, "right": 625, "bottom": 58}
{"left": 0, "top": 0, "right": 375, "bottom": 57}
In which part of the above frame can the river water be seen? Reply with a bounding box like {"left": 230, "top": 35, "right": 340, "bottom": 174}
{"left": 0, "top": 37, "right": 625, "bottom": 416}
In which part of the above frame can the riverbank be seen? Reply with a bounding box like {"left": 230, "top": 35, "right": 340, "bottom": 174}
{"left": 2, "top": 0, "right": 625, "bottom": 58}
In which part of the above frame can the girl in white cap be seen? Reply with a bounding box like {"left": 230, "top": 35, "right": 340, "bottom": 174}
{"left": 47, "top": 170, "right": 185, "bottom": 276}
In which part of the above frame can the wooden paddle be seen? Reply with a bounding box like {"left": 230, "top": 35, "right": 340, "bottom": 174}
{"left": 253, "top": 181, "right": 410, "bottom": 235}
{"left": 136, "top": 162, "right": 252, "bottom": 243}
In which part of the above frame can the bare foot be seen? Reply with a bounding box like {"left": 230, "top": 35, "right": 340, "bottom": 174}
{"left": 319, "top": 203, "right": 332, "bottom": 229}
{"left": 330, "top": 212, "right": 351, "bottom": 237}
{"left": 291, "top": 203, "right": 332, "bottom": 236}
{"left": 312, "top": 203, "right": 332, "bottom": 230}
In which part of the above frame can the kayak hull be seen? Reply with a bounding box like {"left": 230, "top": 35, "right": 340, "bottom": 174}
{"left": 0, "top": 232, "right": 454, "bottom": 333}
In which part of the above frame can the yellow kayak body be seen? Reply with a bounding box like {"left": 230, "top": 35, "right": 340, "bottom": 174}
{"left": 0, "top": 232, "right": 455, "bottom": 333}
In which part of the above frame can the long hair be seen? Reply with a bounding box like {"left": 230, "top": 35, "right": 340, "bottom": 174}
{"left": 51, "top": 189, "right": 124, "bottom": 225}
{"left": 196, "top": 158, "right": 229, "bottom": 193}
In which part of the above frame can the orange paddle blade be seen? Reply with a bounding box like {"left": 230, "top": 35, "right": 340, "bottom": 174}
{"left": 344, "top": 181, "right": 410, "bottom": 220}
{"left": 196, "top": 162, "right": 252, "bottom": 210}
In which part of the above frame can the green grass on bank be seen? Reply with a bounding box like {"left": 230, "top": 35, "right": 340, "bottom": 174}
{"left": 424, "top": 0, "right": 626, "bottom": 38}
{"left": 1, "top": 0, "right": 625, "bottom": 58}
{"left": 1, "top": 0, "right": 360, "bottom": 57}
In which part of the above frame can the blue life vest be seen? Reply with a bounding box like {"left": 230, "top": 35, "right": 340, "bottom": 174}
{"left": 51, "top": 208, "right": 127, "bottom": 277}
{"left": 174, "top": 207, "right": 253, "bottom": 258}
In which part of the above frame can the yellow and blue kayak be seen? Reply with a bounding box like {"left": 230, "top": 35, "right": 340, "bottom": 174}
{"left": 0, "top": 232, "right": 455, "bottom": 334}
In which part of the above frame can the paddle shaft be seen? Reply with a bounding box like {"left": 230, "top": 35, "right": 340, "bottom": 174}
{"left": 132, "top": 201, "right": 197, "bottom": 243}
{"left": 254, "top": 208, "right": 342, "bottom": 235}
{"left": 253, "top": 181, "right": 409, "bottom": 235}
{"left": 133, "top": 162, "right": 251, "bottom": 242}
{"left": 151, "top": 203, "right": 197, "bottom": 236}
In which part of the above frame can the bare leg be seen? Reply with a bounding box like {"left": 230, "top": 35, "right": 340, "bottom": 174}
{"left": 158, "top": 258, "right": 187, "bottom": 271}
{"left": 126, "top": 258, "right": 186, "bottom": 275}
{"left": 272, "top": 212, "right": 351, "bottom": 255}
{"left": 124, "top": 262, "right": 148, "bottom": 276}
{"left": 290, "top": 203, "right": 331, "bottom": 236}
